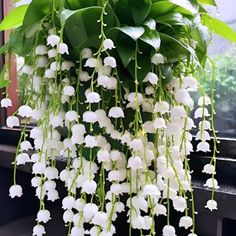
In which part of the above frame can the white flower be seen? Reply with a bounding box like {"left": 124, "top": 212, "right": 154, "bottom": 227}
{"left": 92, "top": 212, "right": 108, "bottom": 227}
{"left": 202, "top": 164, "right": 216, "bottom": 174}
{"left": 174, "top": 89, "right": 194, "bottom": 109}
{"left": 129, "top": 138, "right": 143, "bottom": 151}
{"left": 16, "top": 153, "right": 30, "bottom": 165}
{"left": 20, "top": 141, "right": 32, "bottom": 151}
{"left": 31, "top": 176, "right": 41, "bottom": 187}
{"left": 145, "top": 86, "right": 155, "bottom": 95}
{"left": 22, "top": 65, "right": 33, "bottom": 75}
{"left": 179, "top": 216, "right": 193, "bottom": 229}
{"left": 37, "top": 210, "right": 51, "bottom": 223}
{"left": 143, "top": 72, "right": 158, "bottom": 85}
{"left": 103, "top": 39, "right": 115, "bottom": 50}
{"left": 45, "top": 167, "right": 59, "bottom": 180}
{"left": 194, "top": 107, "right": 210, "bottom": 118}
{"left": 143, "top": 121, "right": 155, "bottom": 133}
{"left": 81, "top": 48, "right": 93, "bottom": 59}
{"left": 153, "top": 118, "right": 166, "bottom": 129}
{"left": 6, "top": 116, "right": 20, "bottom": 128}
{"left": 86, "top": 92, "right": 101, "bottom": 103}
{"left": 47, "top": 35, "right": 60, "bottom": 47}
{"left": 108, "top": 170, "right": 126, "bottom": 182}
{"left": 62, "top": 61, "right": 74, "bottom": 71}
{"left": 84, "top": 58, "right": 98, "bottom": 68}
{"left": 151, "top": 53, "right": 165, "bottom": 65}
{"left": 205, "top": 199, "right": 217, "bottom": 211}
{"left": 49, "top": 115, "right": 63, "bottom": 128}
{"left": 32, "top": 162, "right": 46, "bottom": 175}
{"left": 71, "top": 227, "right": 85, "bottom": 236}
{"left": 63, "top": 86, "right": 75, "bottom": 96}
{"left": 37, "top": 56, "right": 48, "bottom": 68}
{"left": 79, "top": 71, "right": 90, "bottom": 82}
{"left": 83, "top": 203, "right": 98, "bottom": 221}
{"left": 198, "top": 95, "right": 211, "bottom": 106}
{"left": 104, "top": 56, "right": 117, "bottom": 68}
{"left": 48, "top": 49, "right": 57, "bottom": 58}
{"left": 170, "top": 106, "right": 186, "bottom": 119}
{"left": 82, "top": 180, "right": 97, "bottom": 194}
{"left": 196, "top": 130, "right": 210, "bottom": 141}
{"left": 197, "top": 141, "right": 210, "bottom": 152}
{"left": 97, "top": 150, "right": 110, "bottom": 163}
{"left": 172, "top": 196, "right": 186, "bottom": 212}
{"left": 62, "top": 196, "right": 76, "bottom": 210}
{"left": 154, "top": 204, "right": 167, "bottom": 216}
{"left": 18, "top": 105, "right": 32, "bottom": 118}
{"left": 9, "top": 185, "right": 23, "bottom": 198}
{"left": 58, "top": 43, "right": 69, "bottom": 54}
{"left": 50, "top": 61, "right": 60, "bottom": 71}
{"left": 162, "top": 225, "right": 176, "bottom": 236}
{"left": 128, "top": 92, "right": 143, "bottom": 103}
{"left": 47, "top": 189, "right": 59, "bottom": 201}
{"left": 204, "top": 178, "right": 219, "bottom": 189}
{"left": 83, "top": 111, "right": 97, "bottom": 123}
{"left": 36, "top": 45, "right": 48, "bottom": 55}
{"left": 182, "top": 76, "right": 198, "bottom": 91}
{"left": 154, "top": 101, "right": 169, "bottom": 114}
{"left": 108, "top": 107, "right": 124, "bottom": 118}
{"left": 127, "top": 156, "right": 143, "bottom": 170}
{"left": 143, "top": 184, "right": 160, "bottom": 197}
{"left": 65, "top": 111, "right": 78, "bottom": 122}
{"left": 85, "top": 135, "right": 98, "bottom": 148}
{"left": 45, "top": 68, "right": 55, "bottom": 78}
{"left": 1, "top": 98, "right": 12, "bottom": 108}
{"left": 63, "top": 210, "right": 74, "bottom": 223}
{"left": 32, "top": 224, "right": 46, "bottom": 236}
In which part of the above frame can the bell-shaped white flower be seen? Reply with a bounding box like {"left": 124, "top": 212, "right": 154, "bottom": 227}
{"left": 143, "top": 184, "right": 160, "bottom": 197}
{"left": 36, "top": 45, "right": 48, "bottom": 55}
{"left": 143, "top": 72, "right": 158, "bottom": 85}
{"left": 45, "top": 68, "right": 55, "bottom": 78}
{"left": 20, "top": 141, "right": 32, "bottom": 151}
{"left": 205, "top": 199, "right": 217, "bottom": 211}
{"left": 1, "top": 98, "right": 12, "bottom": 108}
{"left": 92, "top": 211, "right": 108, "bottom": 227}
{"left": 108, "top": 107, "right": 124, "bottom": 118}
{"left": 71, "top": 226, "right": 85, "bottom": 236}
{"left": 18, "top": 105, "right": 32, "bottom": 118}
{"left": 47, "top": 35, "right": 60, "bottom": 47}
{"left": 63, "top": 210, "right": 74, "bottom": 223}
{"left": 58, "top": 43, "right": 69, "bottom": 54}
{"left": 179, "top": 216, "right": 193, "bottom": 229}
{"left": 197, "top": 141, "right": 210, "bottom": 152}
{"left": 154, "top": 101, "right": 169, "bottom": 114}
{"left": 196, "top": 130, "right": 210, "bottom": 141}
{"left": 37, "top": 210, "right": 51, "bottom": 223}
{"left": 97, "top": 149, "right": 110, "bottom": 163}
{"left": 154, "top": 204, "right": 167, "bottom": 216}
{"left": 127, "top": 156, "right": 143, "bottom": 170}
{"left": 81, "top": 48, "right": 93, "bottom": 59}
{"left": 48, "top": 49, "right": 57, "bottom": 58}
{"left": 151, "top": 53, "right": 165, "bottom": 65}
{"left": 16, "top": 153, "right": 30, "bottom": 165}
{"left": 83, "top": 111, "right": 98, "bottom": 123}
{"left": 62, "top": 61, "right": 74, "bottom": 71}
{"left": 202, "top": 164, "right": 216, "bottom": 175}
{"left": 104, "top": 56, "right": 117, "bottom": 68}
{"left": 63, "top": 86, "right": 75, "bottom": 96}
{"left": 62, "top": 196, "right": 76, "bottom": 210}
{"left": 32, "top": 162, "right": 46, "bottom": 175}
{"left": 153, "top": 117, "right": 166, "bottom": 129}
{"left": 172, "top": 196, "right": 186, "bottom": 212}
{"left": 45, "top": 167, "right": 59, "bottom": 180}
{"left": 82, "top": 180, "right": 97, "bottom": 194}
{"left": 85, "top": 58, "right": 97, "bottom": 68}
{"left": 65, "top": 110, "right": 78, "bottom": 122}
{"left": 204, "top": 178, "right": 219, "bottom": 189}
{"left": 47, "top": 189, "right": 59, "bottom": 202}
{"left": 86, "top": 91, "right": 101, "bottom": 103}
{"left": 162, "top": 225, "right": 176, "bottom": 236}
{"left": 32, "top": 224, "right": 46, "bottom": 236}
{"left": 198, "top": 95, "right": 211, "bottom": 106}
{"left": 22, "top": 65, "right": 33, "bottom": 75}
{"left": 37, "top": 56, "right": 48, "bottom": 68}
{"left": 194, "top": 107, "right": 210, "bottom": 118}
{"left": 6, "top": 116, "right": 20, "bottom": 128}
{"left": 103, "top": 39, "right": 115, "bottom": 50}
{"left": 9, "top": 185, "right": 23, "bottom": 198}
{"left": 31, "top": 176, "right": 41, "bottom": 187}
{"left": 85, "top": 135, "right": 98, "bottom": 148}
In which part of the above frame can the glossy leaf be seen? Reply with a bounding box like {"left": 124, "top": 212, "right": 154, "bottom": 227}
{"left": 144, "top": 18, "right": 156, "bottom": 30}
{"left": 116, "top": 26, "right": 145, "bottom": 41}
{"left": 197, "top": 0, "right": 216, "bottom": 6}
{"left": 0, "top": 5, "right": 29, "bottom": 31}
{"left": 202, "top": 15, "right": 236, "bottom": 42}
{"left": 169, "top": 0, "right": 197, "bottom": 14}
{"left": 64, "top": 0, "right": 97, "bottom": 10}
{"left": 140, "top": 28, "right": 161, "bottom": 51}
{"left": 128, "top": 0, "right": 151, "bottom": 25}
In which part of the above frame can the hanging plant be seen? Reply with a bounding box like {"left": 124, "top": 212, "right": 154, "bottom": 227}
{"left": 0, "top": 0, "right": 236, "bottom": 236}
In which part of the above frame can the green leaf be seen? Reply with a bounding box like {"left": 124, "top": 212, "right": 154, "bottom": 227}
{"left": 64, "top": 0, "right": 97, "bottom": 10}
{"left": 63, "top": 6, "right": 118, "bottom": 58}
{"left": 197, "top": 0, "right": 216, "bottom": 6}
{"left": 0, "top": 5, "right": 29, "bottom": 31}
{"left": 143, "top": 18, "right": 156, "bottom": 30}
{"left": 0, "top": 65, "right": 9, "bottom": 89}
{"left": 202, "top": 15, "right": 236, "bottom": 42}
{"left": 140, "top": 28, "right": 161, "bottom": 51}
{"left": 169, "top": 0, "right": 197, "bottom": 14}
{"left": 116, "top": 26, "right": 145, "bottom": 41}
{"left": 128, "top": 0, "right": 152, "bottom": 25}
{"left": 0, "top": 43, "right": 10, "bottom": 54}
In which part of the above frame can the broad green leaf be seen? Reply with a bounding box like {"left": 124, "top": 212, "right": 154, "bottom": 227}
{"left": 0, "top": 65, "right": 9, "bottom": 89}
{"left": 144, "top": 18, "right": 156, "bottom": 30}
{"left": 0, "top": 5, "right": 29, "bottom": 31}
{"left": 117, "top": 26, "right": 145, "bottom": 41}
{"left": 140, "top": 28, "right": 161, "bottom": 51}
{"left": 128, "top": 0, "right": 152, "bottom": 25}
{"left": 169, "top": 0, "right": 197, "bottom": 14}
{"left": 202, "top": 15, "right": 236, "bottom": 42}
{"left": 64, "top": 0, "right": 97, "bottom": 10}
{"left": 63, "top": 6, "right": 118, "bottom": 58}
{"left": 198, "top": 0, "right": 216, "bottom": 6}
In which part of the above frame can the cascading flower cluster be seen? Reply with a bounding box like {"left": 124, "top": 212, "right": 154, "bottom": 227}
{"left": 0, "top": 0, "right": 224, "bottom": 236}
